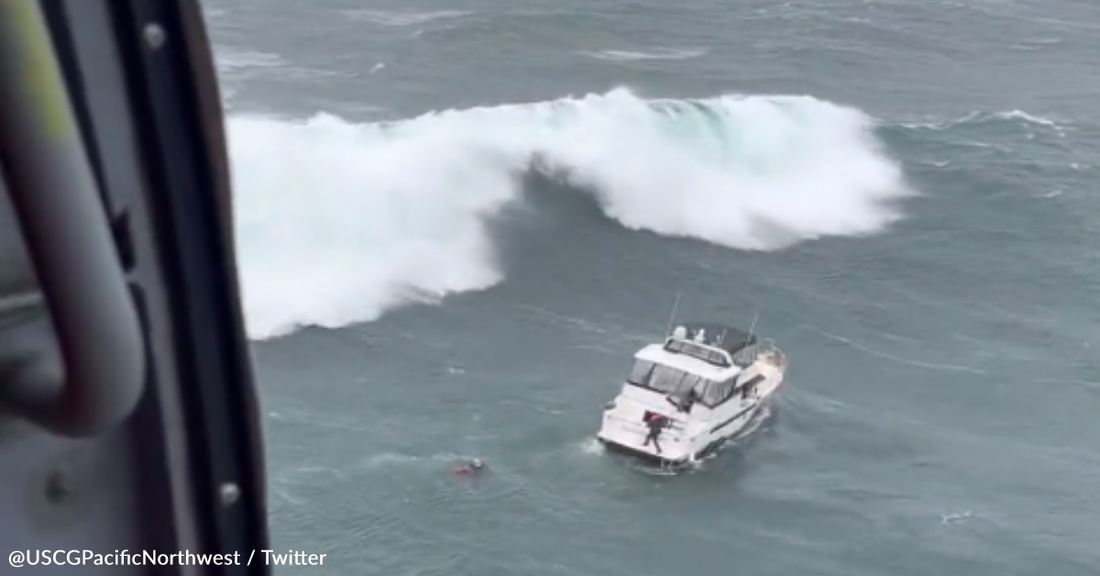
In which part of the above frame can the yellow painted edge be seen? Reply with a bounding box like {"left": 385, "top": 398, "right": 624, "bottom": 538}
{"left": 3, "top": 0, "right": 75, "bottom": 140}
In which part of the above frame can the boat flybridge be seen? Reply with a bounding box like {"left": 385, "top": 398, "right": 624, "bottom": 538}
{"left": 596, "top": 321, "right": 787, "bottom": 467}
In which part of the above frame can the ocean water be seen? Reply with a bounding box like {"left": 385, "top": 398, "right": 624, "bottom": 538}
{"left": 202, "top": 1, "right": 1100, "bottom": 574}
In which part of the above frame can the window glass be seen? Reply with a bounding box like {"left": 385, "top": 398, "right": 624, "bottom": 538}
{"left": 627, "top": 360, "right": 654, "bottom": 385}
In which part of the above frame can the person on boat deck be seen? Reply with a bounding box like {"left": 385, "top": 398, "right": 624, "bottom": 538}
{"left": 454, "top": 458, "right": 486, "bottom": 475}
{"left": 643, "top": 413, "right": 666, "bottom": 454}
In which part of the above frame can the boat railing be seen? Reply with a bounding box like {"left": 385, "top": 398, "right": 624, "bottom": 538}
{"left": 759, "top": 338, "right": 787, "bottom": 370}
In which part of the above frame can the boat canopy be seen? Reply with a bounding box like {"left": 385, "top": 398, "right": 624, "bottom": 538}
{"left": 664, "top": 322, "right": 757, "bottom": 367}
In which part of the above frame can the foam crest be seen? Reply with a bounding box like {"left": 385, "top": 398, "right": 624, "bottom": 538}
{"left": 228, "top": 88, "right": 909, "bottom": 339}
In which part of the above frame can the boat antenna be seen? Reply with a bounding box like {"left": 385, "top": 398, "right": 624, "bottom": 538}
{"left": 747, "top": 311, "right": 760, "bottom": 342}
{"left": 664, "top": 291, "right": 681, "bottom": 336}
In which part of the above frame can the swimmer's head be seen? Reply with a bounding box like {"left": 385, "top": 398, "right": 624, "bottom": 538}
{"left": 471, "top": 458, "right": 484, "bottom": 469}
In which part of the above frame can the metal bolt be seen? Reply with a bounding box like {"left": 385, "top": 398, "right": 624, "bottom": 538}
{"left": 220, "top": 482, "right": 240, "bottom": 505}
{"left": 143, "top": 24, "right": 166, "bottom": 49}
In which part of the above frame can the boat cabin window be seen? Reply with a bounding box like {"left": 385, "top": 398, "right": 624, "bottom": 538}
{"left": 628, "top": 360, "right": 748, "bottom": 408}
{"left": 627, "top": 360, "right": 654, "bottom": 386}
{"left": 627, "top": 361, "right": 711, "bottom": 396}
{"left": 699, "top": 378, "right": 738, "bottom": 407}
{"left": 662, "top": 340, "right": 730, "bottom": 367}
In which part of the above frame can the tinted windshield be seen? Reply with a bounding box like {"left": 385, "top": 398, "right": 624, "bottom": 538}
{"left": 627, "top": 360, "right": 711, "bottom": 396}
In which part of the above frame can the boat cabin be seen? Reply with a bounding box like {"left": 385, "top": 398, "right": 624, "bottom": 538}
{"left": 624, "top": 322, "right": 763, "bottom": 411}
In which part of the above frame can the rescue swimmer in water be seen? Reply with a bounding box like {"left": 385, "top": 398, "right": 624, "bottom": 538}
{"left": 453, "top": 458, "right": 486, "bottom": 475}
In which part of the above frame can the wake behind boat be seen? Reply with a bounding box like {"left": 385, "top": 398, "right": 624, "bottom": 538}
{"left": 596, "top": 320, "right": 787, "bottom": 467}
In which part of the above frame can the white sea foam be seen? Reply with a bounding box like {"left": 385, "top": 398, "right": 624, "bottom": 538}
{"left": 228, "top": 88, "right": 910, "bottom": 339}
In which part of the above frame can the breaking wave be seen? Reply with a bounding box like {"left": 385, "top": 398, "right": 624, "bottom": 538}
{"left": 229, "top": 88, "right": 910, "bottom": 340}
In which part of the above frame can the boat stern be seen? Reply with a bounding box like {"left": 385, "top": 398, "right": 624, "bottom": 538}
{"left": 597, "top": 400, "right": 694, "bottom": 465}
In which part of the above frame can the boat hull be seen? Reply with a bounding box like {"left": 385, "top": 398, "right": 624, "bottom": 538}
{"left": 597, "top": 400, "right": 771, "bottom": 467}
{"left": 596, "top": 428, "right": 739, "bottom": 467}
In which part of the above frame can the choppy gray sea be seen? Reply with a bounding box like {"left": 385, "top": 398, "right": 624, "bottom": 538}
{"left": 204, "top": 1, "right": 1100, "bottom": 574}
